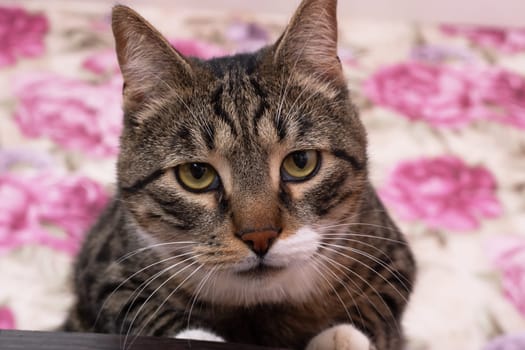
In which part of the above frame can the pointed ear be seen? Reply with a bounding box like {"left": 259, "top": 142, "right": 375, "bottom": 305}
{"left": 112, "top": 5, "right": 193, "bottom": 115}
{"left": 273, "top": 0, "right": 342, "bottom": 83}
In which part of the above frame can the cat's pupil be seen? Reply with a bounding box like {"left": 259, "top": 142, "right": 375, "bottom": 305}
{"left": 292, "top": 152, "right": 308, "bottom": 169}
{"left": 190, "top": 163, "right": 207, "bottom": 179}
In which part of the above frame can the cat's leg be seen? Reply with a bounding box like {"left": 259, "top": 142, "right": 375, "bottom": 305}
{"left": 306, "top": 324, "right": 375, "bottom": 350}
{"left": 174, "top": 328, "right": 225, "bottom": 342}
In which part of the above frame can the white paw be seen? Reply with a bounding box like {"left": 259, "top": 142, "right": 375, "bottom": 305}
{"left": 174, "top": 328, "right": 225, "bottom": 342}
{"left": 306, "top": 324, "right": 372, "bottom": 350}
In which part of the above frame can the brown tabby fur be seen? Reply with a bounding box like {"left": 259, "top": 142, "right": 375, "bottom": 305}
{"left": 63, "top": 0, "right": 416, "bottom": 349}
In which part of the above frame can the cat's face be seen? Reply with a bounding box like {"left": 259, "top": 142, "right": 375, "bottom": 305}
{"left": 113, "top": 0, "right": 368, "bottom": 305}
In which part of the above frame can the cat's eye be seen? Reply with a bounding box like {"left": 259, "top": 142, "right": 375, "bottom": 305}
{"left": 281, "top": 150, "right": 320, "bottom": 182}
{"left": 176, "top": 163, "right": 219, "bottom": 192}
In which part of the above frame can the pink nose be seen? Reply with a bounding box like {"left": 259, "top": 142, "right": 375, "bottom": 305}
{"left": 240, "top": 230, "right": 279, "bottom": 256}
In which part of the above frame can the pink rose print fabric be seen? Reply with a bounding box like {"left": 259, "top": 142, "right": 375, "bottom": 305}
{"left": 0, "top": 171, "right": 108, "bottom": 255}
{"left": 83, "top": 49, "right": 119, "bottom": 75}
{"left": 442, "top": 24, "right": 525, "bottom": 54}
{"left": 486, "top": 236, "right": 525, "bottom": 318}
{"left": 0, "top": 6, "right": 48, "bottom": 68}
{"left": 477, "top": 69, "right": 525, "bottom": 129}
{"left": 380, "top": 156, "right": 502, "bottom": 231}
{"left": 13, "top": 73, "right": 123, "bottom": 158}
{"left": 364, "top": 62, "right": 482, "bottom": 128}
{"left": 1, "top": 2, "right": 524, "bottom": 348}
{"left": 225, "top": 21, "right": 269, "bottom": 53}
{"left": 364, "top": 62, "right": 525, "bottom": 129}
{"left": 171, "top": 39, "right": 228, "bottom": 59}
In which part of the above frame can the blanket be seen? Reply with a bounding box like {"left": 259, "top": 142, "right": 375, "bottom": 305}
{"left": 1, "top": 2, "right": 524, "bottom": 349}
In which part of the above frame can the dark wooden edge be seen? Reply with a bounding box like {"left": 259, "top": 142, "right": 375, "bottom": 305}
{"left": 0, "top": 330, "right": 288, "bottom": 350}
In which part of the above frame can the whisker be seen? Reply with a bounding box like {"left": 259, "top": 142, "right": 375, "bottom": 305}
{"left": 185, "top": 266, "right": 217, "bottom": 330}
{"left": 127, "top": 263, "right": 205, "bottom": 349}
{"left": 320, "top": 233, "right": 408, "bottom": 246}
{"left": 309, "top": 257, "right": 355, "bottom": 329}
{"left": 116, "top": 241, "right": 197, "bottom": 263}
{"left": 93, "top": 251, "right": 195, "bottom": 329}
{"left": 311, "top": 255, "right": 364, "bottom": 330}
{"left": 321, "top": 242, "right": 412, "bottom": 293}
{"left": 118, "top": 254, "right": 203, "bottom": 346}
{"left": 321, "top": 236, "right": 394, "bottom": 263}
{"left": 316, "top": 253, "right": 401, "bottom": 335}
{"left": 319, "top": 244, "right": 408, "bottom": 303}
{"left": 319, "top": 222, "right": 404, "bottom": 234}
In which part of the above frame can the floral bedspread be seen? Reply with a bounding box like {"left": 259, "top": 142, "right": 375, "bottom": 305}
{"left": 1, "top": 2, "right": 524, "bottom": 349}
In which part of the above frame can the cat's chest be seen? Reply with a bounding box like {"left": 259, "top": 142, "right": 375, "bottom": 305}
{"left": 208, "top": 303, "right": 336, "bottom": 349}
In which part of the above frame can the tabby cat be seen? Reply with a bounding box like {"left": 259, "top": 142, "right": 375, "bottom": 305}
{"left": 63, "top": 0, "right": 416, "bottom": 349}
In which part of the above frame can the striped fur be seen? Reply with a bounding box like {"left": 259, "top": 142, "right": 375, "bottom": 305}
{"left": 63, "top": 1, "right": 416, "bottom": 349}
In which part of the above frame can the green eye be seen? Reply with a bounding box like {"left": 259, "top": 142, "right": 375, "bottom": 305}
{"left": 281, "top": 150, "right": 320, "bottom": 182}
{"left": 176, "top": 163, "right": 219, "bottom": 192}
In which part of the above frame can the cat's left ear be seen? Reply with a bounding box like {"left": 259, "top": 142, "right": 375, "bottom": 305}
{"left": 273, "top": 0, "right": 343, "bottom": 83}
{"left": 112, "top": 5, "right": 193, "bottom": 116}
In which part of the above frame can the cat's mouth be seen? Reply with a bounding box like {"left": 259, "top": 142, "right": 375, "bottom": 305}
{"left": 236, "top": 261, "right": 285, "bottom": 277}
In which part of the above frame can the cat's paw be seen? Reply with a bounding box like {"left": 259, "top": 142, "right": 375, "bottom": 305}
{"left": 174, "top": 328, "right": 225, "bottom": 342}
{"left": 306, "top": 324, "right": 373, "bottom": 350}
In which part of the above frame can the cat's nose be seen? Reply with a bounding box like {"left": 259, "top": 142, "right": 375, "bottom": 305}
{"left": 239, "top": 230, "right": 280, "bottom": 257}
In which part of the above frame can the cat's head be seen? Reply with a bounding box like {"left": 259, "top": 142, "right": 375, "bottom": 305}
{"left": 113, "top": 0, "right": 368, "bottom": 305}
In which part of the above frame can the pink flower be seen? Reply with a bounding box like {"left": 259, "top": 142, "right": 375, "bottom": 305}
{"left": 83, "top": 49, "right": 119, "bottom": 75}
{"left": 0, "top": 6, "right": 48, "bottom": 68}
{"left": 476, "top": 68, "right": 525, "bottom": 129}
{"left": 39, "top": 174, "right": 109, "bottom": 248}
{"left": 0, "top": 175, "right": 42, "bottom": 252}
{"left": 364, "top": 62, "right": 483, "bottom": 128}
{"left": 486, "top": 236, "right": 525, "bottom": 318}
{"left": 13, "top": 73, "right": 123, "bottom": 157}
{"left": 171, "top": 39, "right": 227, "bottom": 59}
{"left": 0, "top": 172, "right": 108, "bottom": 255}
{"left": 226, "top": 21, "right": 269, "bottom": 53}
{"left": 0, "top": 306, "right": 15, "bottom": 329}
{"left": 364, "top": 62, "right": 525, "bottom": 129}
{"left": 442, "top": 24, "right": 525, "bottom": 54}
{"left": 379, "top": 156, "right": 502, "bottom": 231}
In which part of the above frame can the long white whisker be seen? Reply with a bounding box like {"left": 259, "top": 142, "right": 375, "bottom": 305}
{"left": 320, "top": 244, "right": 408, "bottom": 303}
{"left": 128, "top": 263, "right": 205, "bottom": 349}
{"left": 316, "top": 253, "right": 400, "bottom": 335}
{"left": 123, "top": 259, "right": 203, "bottom": 350}
{"left": 185, "top": 266, "right": 217, "bottom": 330}
{"left": 321, "top": 242, "right": 412, "bottom": 293}
{"left": 321, "top": 232, "right": 408, "bottom": 245}
{"left": 311, "top": 254, "right": 364, "bottom": 329}
{"left": 116, "top": 241, "right": 197, "bottom": 263}
{"left": 321, "top": 236, "right": 393, "bottom": 262}
{"left": 309, "top": 257, "right": 355, "bottom": 329}
{"left": 118, "top": 254, "right": 203, "bottom": 344}
{"left": 94, "top": 251, "right": 195, "bottom": 328}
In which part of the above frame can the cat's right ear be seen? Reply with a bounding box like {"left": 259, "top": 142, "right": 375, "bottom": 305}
{"left": 112, "top": 5, "right": 192, "bottom": 118}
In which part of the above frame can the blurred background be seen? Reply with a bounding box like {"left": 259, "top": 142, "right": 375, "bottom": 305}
{"left": 0, "top": 1, "right": 524, "bottom": 349}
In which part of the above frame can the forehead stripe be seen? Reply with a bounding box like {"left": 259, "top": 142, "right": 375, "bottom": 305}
{"left": 211, "top": 85, "right": 238, "bottom": 137}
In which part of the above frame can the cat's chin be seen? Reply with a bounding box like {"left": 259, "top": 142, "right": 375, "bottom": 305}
{"left": 235, "top": 262, "right": 286, "bottom": 277}
{"left": 197, "top": 260, "right": 321, "bottom": 307}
